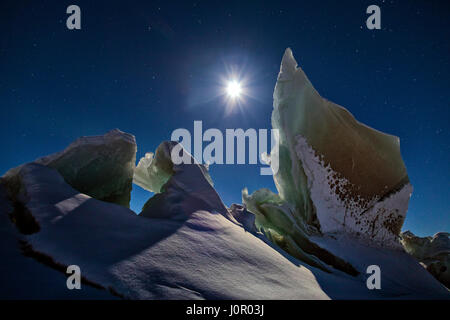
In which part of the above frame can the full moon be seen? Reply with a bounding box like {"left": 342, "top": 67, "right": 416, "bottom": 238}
{"left": 226, "top": 80, "right": 242, "bottom": 99}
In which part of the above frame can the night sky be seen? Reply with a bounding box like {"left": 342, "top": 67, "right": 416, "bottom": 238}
{"left": 1, "top": 1, "right": 449, "bottom": 236}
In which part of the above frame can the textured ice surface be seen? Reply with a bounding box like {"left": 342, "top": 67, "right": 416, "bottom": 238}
{"left": 245, "top": 49, "right": 412, "bottom": 251}
{"left": 401, "top": 231, "right": 450, "bottom": 288}
{"left": 3, "top": 129, "right": 136, "bottom": 207}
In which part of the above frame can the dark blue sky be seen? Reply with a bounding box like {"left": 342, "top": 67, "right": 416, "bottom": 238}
{"left": 1, "top": 0, "right": 449, "bottom": 236}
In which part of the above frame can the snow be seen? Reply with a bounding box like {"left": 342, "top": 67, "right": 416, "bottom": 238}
{"left": 0, "top": 151, "right": 448, "bottom": 299}
{"left": 0, "top": 184, "right": 114, "bottom": 299}
{"left": 310, "top": 233, "right": 449, "bottom": 298}
{"left": 0, "top": 144, "right": 448, "bottom": 299}
{"left": 5, "top": 163, "right": 330, "bottom": 299}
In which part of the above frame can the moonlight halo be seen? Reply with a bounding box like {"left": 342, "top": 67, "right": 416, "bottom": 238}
{"left": 226, "top": 80, "right": 242, "bottom": 99}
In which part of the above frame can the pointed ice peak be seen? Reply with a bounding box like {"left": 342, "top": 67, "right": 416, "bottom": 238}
{"left": 278, "top": 48, "right": 298, "bottom": 81}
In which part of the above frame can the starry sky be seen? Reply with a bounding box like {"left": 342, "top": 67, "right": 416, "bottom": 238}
{"left": 1, "top": 0, "right": 449, "bottom": 236}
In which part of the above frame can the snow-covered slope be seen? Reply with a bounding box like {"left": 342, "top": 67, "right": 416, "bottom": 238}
{"left": 310, "top": 233, "right": 448, "bottom": 298}
{"left": 1, "top": 161, "right": 447, "bottom": 299}
{"left": 1, "top": 163, "right": 330, "bottom": 299}
{"left": 0, "top": 183, "right": 115, "bottom": 299}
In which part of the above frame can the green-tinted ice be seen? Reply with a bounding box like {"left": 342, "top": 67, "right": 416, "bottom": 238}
{"left": 4, "top": 129, "right": 137, "bottom": 208}
{"left": 243, "top": 49, "right": 412, "bottom": 273}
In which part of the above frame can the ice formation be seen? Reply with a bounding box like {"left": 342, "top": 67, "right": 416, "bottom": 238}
{"left": 244, "top": 49, "right": 413, "bottom": 260}
{"left": 3, "top": 129, "right": 136, "bottom": 207}
{"left": 133, "top": 141, "right": 214, "bottom": 194}
{"left": 135, "top": 141, "right": 231, "bottom": 221}
{"left": 0, "top": 130, "right": 448, "bottom": 299}
{"left": 133, "top": 151, "right": 173, "bottom": 193}
{"left": 401, "top": 231, "right": 450, "bottom": 288}
{"left": 242, "top": 187, "right": 358, "bottom": 275}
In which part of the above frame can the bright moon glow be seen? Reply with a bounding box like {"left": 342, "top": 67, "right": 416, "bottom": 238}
{"left": 226, "top": 80, "right": 242, "bottom": 98}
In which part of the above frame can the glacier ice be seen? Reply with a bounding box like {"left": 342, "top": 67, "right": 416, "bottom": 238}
{"left": 243, "top": 48, "right": 414, "bottom": 274}
{"left": 3, "top": 129, "right": 137, "bottom": 208}
{"left": 401, "top": 231, "right": 450, "bottom": 288}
